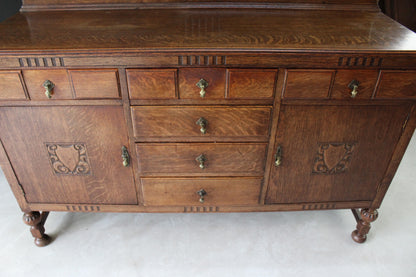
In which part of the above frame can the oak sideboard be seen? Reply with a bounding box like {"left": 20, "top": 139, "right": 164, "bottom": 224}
{"left": 0, "top": 0, "right": 415, "bottom": 246}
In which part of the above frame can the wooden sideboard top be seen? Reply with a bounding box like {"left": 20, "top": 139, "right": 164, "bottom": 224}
{"left": 0, "top": 8, "right": 415, "bottom": 53}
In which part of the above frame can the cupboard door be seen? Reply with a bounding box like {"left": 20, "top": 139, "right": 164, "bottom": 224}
{"left": 266, "top": 104, "right": 410, "bottom": 204}
{"left": 0, "top": 106, "right": 137, "bottom": 205}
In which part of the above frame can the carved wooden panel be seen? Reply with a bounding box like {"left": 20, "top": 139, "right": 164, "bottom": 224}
{"left": 312, "top": 142, "right": 356, "bottom": 174}
{"left": 266, "top": 104, "right": 411, "bottom": 204}
{"left": 0, "top": 106, "right": 137, "bottom": 205}
{"left": 46, "top": 143, "right": 91, "bottom": 175}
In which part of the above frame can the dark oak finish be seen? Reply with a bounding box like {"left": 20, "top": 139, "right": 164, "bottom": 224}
{"left": 0, "top": 0, "right": 415, "bottom": 246}
{"left": 23, "top": 69, "right": 73, "bottom": 100}
{"left": 69, "top": 69, "right": 121, "bottom": 99}
{"left": 179, "top": 68, "right": 226, "bottom": 99}
{"left": 127, "top": 69, "right": 177, "bottom": 99}
{"left": 22, "top": 211, "right": 51, "bottom": 247}
{"left": 0, "top": 106, "right": 138, "bottom": 204}
{"left": 0, "top": 71, "right": 27, "bottom": 100}
{"left": 136, "top": 143, "right": 267, "bottom": 176}
{"left": 332, "top": 70, "right": 379, "bottom": 100}
{"left": 375, "top": 70, "right": 416, "bottom": 99}
{"left": 141, "top": 177, "right": 262, "bottom": 206}
{"left": 283, "top": 70, "right": 334, "bottom": 99}
{"left": 228, "top": 69, "right": 277, "bottom": 99}
{"left": 131, "top": 106, "right": 272, "bottom": 140}
{"left": 266, "top": 104, "right": 411, "bottom": 203}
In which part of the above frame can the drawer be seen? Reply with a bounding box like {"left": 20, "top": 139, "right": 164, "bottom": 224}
{"left": 0, "top": 71, "right": 27, "bottom": 100}
{"left": 332, "top": 70, "right": 378, "bottom": 99}
{"left": 228, "top": 69, "right": 277, "bottom": 99}
{"left": 131, "top": 106, "right": 271, "bottom": 140}
{"left": 141, "top": 177, "right": 261, "bottom": 206}
{"left": 69, "top": 69, "right": 120, "bottom": 99}
{"left": 283, "top": 70, "right": 335, "bottom": 99}
{"left": 127, "top": 69, "right": 177, "bottom": 99}
{"left": 179, "top": 68, "right": 226, "bottom": 99}
{"left": 23, "top": 70, "right": 72, "bottom": 100}
{"left": 375, "top": 70, "right": 416, "bottom": 99}
{"left": 136, "top": 143, "right": 267, "bottom": 176}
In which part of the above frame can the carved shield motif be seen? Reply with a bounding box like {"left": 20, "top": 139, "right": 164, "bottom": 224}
{"left": 46, "top": 143, "right": 91, "bottom": 175}
{"left": 313, "top": 143, "right": 355, "bottom": 174}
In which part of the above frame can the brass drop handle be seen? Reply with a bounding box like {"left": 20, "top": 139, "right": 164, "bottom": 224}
{"left": 274, "top": 145, "right": 282, "bottom": 167}
{"left": 348, "top": 80, "right": 360, "bottom": 98}
{"left": 195, "top": 154, "right": 207, "bottom": 169}
{"left": 43, "top": 80, "right": 55, "bottom": 99}
{"left": 196, "top": 78, "right": 209, "bottom": 98}
{"left": 121, "top": 146, "right": 130, "bottom": 167}
{"left": 197, "top": 189, "right": 207, "bottom": 203}
{"left": 196, "top": 117, "right": 208, "bottom": 134}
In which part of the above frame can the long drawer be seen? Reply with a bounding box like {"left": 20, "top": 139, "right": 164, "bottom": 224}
{"left": 131, "top": 106, "right": 271, "bottom": 141}
{"left": 136, "top": 143, "right": 267, "bottom": 176}
{"left": 141, "top": 177, "right": 262, "bottom": 206}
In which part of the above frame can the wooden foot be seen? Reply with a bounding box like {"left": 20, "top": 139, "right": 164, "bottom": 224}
{"left": 351, "top": 208, "right": 378, "bottom": 243}
{"left": 23, "top": 211, "right": 51, "bottom": 247}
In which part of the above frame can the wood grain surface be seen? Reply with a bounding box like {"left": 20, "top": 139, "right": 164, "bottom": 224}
{"left": 375, "top": 70, "right": 416, "bottom": 99}
{"left": 131, "top": 106, "right": 272, "bottom": 140}
{"left": 0, "top": 71, "right": 27, "bottom": 100}
{"left": 136, "top": 143, "right": 267, "bottom": 176}
{"left": 23, "top": 69, "right": 73, "bottom": 100}
{"left": 331, "top": 70, "right": 379, "bottom": 99}
{"left": 1, "top": 9, "right": 415, "bottom": 52}
{"left": 141, "top": 177, "right": 262, "bottom": 206}
{"left": 0, "top": 106, "right": 138, "bottom": 205}
{"left": 127, "top": 69, "right": 177, "bottom": 99}
{"left": 266, "top": 104, "right": 411, "bottom": 204}
{"left": 283, "top": 70, "right": 334, "bottom": 99}
{"left": 228, "top": 69, "right": 277, "bottom": 99}
{"left": 70, "top": 69, "right": 120, "bottom": 99}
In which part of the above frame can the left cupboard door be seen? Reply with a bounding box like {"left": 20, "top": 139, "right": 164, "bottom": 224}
{"left": 0, "top": 106, "right": 138, "bottom": 205}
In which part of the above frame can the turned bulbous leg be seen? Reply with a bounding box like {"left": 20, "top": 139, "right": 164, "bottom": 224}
{"left": 23, "top": 211, "right": 51, "bottom": 247}
{"left": 351, "top": 208, "right": 378, "bottom": 243}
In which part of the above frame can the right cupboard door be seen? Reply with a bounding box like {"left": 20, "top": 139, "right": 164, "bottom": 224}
{"left": 266, "top": 104, "right": 411, "bottom": 204}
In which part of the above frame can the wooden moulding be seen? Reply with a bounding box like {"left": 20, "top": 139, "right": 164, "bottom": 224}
{"left": 20, "top": 0, "right": 379, "bottom": 12}
{"left": 27, "top": 200, "right": 373, "bottom": 213}
{"left": 2, "top": 53, "right": 416, "bottom": 70}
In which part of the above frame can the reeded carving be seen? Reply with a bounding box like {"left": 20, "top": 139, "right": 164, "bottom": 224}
{"left": 184, "top": 206, "right": 219, "bottom": 212}
{"left": 46, "top": 143, "right": 91, "bottom": 175}
{"left": 178, "top": 55, "right": 226, "bottom": 66}
{"left": 18, "top": 57, "right": 64, "bottom": 67}
{"left": 338, "top": 57, "right": 383, "bottom": 67}
{"left": 312, "top": 142, "right": 356, "bottom": 174}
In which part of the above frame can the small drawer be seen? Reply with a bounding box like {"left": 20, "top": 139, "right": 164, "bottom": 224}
{"left": 332, "top": 70, "right": 378, "bottom": 100}
{"left": 375, "top": 70, "right": 416, "bottom": 99}
{"left": 127, "top": 69, "right": 177, "bottom": 100}
{"left": 284, "top": 70, "right": 335, "bottom": 99}
{"left": 131, "top": 106, "right": 271, "bottom": 140}
{"left": 0, "top": 71, "right": 27, "bottom": 100}
{"left": 228, "top": 69, "right": 277, "bottom": 99}
{"left": 179, "top": 68, "right": 226, "bottom": 99}
{"left": 69, "top": 69, "right": 120, "bottom": 99}
{"left": 136, "top": 143, "right": 267, "bottom": 176}
{"left": 141, "top": 177, "right": 262, "bottom": 206}
{"left": 23, "top": 70, "right": 72, "bottom": 100}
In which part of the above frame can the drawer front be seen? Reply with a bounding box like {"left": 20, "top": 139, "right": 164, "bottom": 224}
{"left": 136, "top": 143, "right": 267, "bottom": 176}
{"left": 179, "top": 68, "right": 226, "bottom": 99}
{"left": 283, "top": 70, "right": 335, "bottom": 99}
{"left": 69, "top": 69, "right": 120, "bottom": 99}
{"left": 131, "top": 106, "right": 271, "bottom": 140}
{"left": 0, "top": 71, "right": 27, "bottom": 100}
{"left": 228, "top": 69, "right": 277, "bottom": 99}
{"left": 23, "top": 70, "right": 73, "bottom": 100}
{"left": 332, "top": 70, "right": 378, "bottom": 100}
{"left": 141, "top": 177, "right": 261, "bottom": 206}
{"left": 127, "top": 69, "right": 177, "bottom": 100}
{"left": 376, "top": 70, "right": 416, "bottom": 99}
